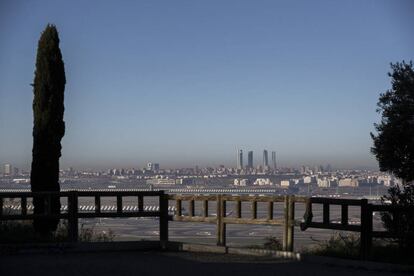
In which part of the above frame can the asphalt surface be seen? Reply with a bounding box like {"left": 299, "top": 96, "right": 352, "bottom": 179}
{"left": 0, "top": 251, "right": 407, "bottom": 276}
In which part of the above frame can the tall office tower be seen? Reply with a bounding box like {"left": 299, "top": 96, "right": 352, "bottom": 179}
{"left": 247, "top": 151, "right": 253, "bottom": 168}
{"left": 4, "top": 164, "right": 11, "bottom": 175}
{"left": 237, "top": 149, "right": 243, "bottom": 170}
{"left": 147, "top": 162, "right": 160, "bottom": 172}
{"left": 263, "top": 150, "right": 269, "bottom": 168}
{"left": 271, "top": 151, "right": 277, "bottom": 170}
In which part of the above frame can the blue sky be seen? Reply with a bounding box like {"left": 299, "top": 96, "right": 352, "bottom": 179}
{"left": 0, "top": 0, "right": 413, "bottom": 170}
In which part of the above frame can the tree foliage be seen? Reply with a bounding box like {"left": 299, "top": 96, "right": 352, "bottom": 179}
{"left": 371, "top": 61, "right": 414, "bottom": 182}
{"left": 31, "top": 24, "right": 66, "bottom": 234}
{"left": 381, "top": 184, "right": 414, "bottom": 249}
{"left": 371, "top": 61, "right": 414, "bottom": 250}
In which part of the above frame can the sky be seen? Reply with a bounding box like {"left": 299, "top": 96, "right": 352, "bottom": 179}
{"left": 0, "top": 0, "right": 413, "bottom": 170}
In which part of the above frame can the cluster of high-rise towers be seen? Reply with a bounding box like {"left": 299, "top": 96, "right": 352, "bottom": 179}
{"left": 236, "top": 149, "right": 277, "bottom": 170}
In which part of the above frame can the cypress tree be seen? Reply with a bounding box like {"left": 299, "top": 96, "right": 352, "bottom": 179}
{"left": 31, "top": 24, "right": 66, "bottom": 234}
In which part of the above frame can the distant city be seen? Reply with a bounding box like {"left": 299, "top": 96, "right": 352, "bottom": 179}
{"left": 1, "top": 149, "right": 397, "bottom": 198}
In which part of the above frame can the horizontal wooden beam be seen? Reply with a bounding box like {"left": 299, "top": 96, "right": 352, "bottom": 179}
{"left": 0, "top": 211, "right": 165, "bottom": 220}
{"left": 0, "top": 190, "right": 164, "bottom": 198}
{"left": 0, "top": 214, "right": 70, "bottom": 220}
{"left": 172, "top": 216, "right": 216, "bottom": 223}
{"left": 306, "top": 222, "right": 361, "bottom": 232}
{"left": 168, "top": 194, "right": 217, "bottom": 201}
{"left": 223, "top": 217, "right": 285, "bottom": 225}
{"left": 310, "top": 197, "right": 362, "bottom": 206}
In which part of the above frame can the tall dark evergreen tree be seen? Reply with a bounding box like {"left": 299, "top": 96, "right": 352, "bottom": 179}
{"left": 371, "top": 61, "right": 414, "bottom": 182}
{"left": 371, "top": 61, "right": 414, "bottom": 250}
{"left": 31, "top": 24, "right": 66, "bottom": 234}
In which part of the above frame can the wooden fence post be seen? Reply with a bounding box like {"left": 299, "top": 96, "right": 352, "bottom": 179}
{"left": 287, "top": 195, "right": 295, "bottom": 252}
{"left": 203, "top": 200, "right": 208, "bottom": 217}
{"left": 68, "top": 191, "right": 78, "bottom": 242}
{"left": 138, "top": 195, "right": 144, "bottom": 212}
{"left": 267, "top": 201, "right": 274, "bottom": 220}
{"left": 236, "top": 199, "right": 242, "bottom": 218}
{"left": 283, "top": 195, "right": 289, "bottom": 251}
{"left": 159, "top": 192, "right": 169, "bottom": 249}
{"left": 189, "top": 199, "right": 195, "bottom": 217}
{"left": 360, "top": 199, "right": 372, "bottom": 259}
{"left": 323, "top": 203, "right": 330, "bottom": 225}
{"left": 176, "top": 199, "right": 182, "bottom": 217}
{"left": 216, "top": 195, "right": 226, "bottom": 246}
{"left": 116, "top": 195, "right": 123, "bottom": 214}
{"left": 21, "top": 197, "right": 27, "bottom": 216}
{"left": 252, "top": 201, "right": 257, "bottom": 219}
{"left": 282, "top": 195, "right": 295, "bottom": 251}
{"left": 341, "top": 204, "right": 348, "bottom": 225}
{"left": 94, "top": 196, "right": 101, "bottom": 214}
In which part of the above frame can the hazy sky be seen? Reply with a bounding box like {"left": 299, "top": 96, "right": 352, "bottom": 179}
{"left": 0, "top": 0, "right": 413, "bottom": 170}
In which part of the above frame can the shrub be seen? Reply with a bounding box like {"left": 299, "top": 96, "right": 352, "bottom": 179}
{"left": 311, "top": 232, "right": 360, "bottom": 259}
{"left": 263, "top": 236, "right": 283, "bottom": 250}
{"left": 0, "top": 220, "right": 114, "bottom": 243}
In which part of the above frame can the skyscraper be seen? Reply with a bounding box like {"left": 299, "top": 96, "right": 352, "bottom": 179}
{"left": 271, "top": 151, "right": 277, "bottom": 170}
{"left": 3, "top": 164, "right": 11, "bottom": 175}
{"left": 237, "top": 149, "right": 243, "bottom": 170}
{"left": 247, "top": 151, "right": 253, "bottom": 168}
{"left": 263, "top": 150, "right": 269, "bottom": 168}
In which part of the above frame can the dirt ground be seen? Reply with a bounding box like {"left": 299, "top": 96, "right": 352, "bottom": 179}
{"left": 0, "top": 251, "right": 408, "bottom": 276}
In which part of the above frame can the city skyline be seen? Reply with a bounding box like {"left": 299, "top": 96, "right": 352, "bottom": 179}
{"left": 1, "top": 1, "right": 413, "bottom": 170}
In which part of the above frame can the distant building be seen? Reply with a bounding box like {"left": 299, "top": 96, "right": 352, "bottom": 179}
{"left": 325, "top": 164, "right": 332, "bottom": 172}
{"left": 317, "top": 178, "right": 329, "bottom": 188}
{"left": 281, "top": 179, "right": 294, "bottom": 188}
{"left": 263, "top": 150, "right": 269, "bottom": 168}
{"left": 328, "top": 179, "right": 338, "bottom": 187}
{"left": 300, "top": 166, "right": 306, "bottom": 174}
{"left": 247, "top": 151, "right": 253, "bottom": 169}
{"left": 271, "top": 151, "right": 277, "bottom": 170}
{"left": 146, "top": 178, "right": 181, "bottom": 185}
{"left": 234, "top": 178, "right": 249, "bottom": 186}
{"left": 303, "top": 176, "right": 317, "bottom": 184}
{"left": 377, "top": 175, "right": 394, "bottom": 186}
{"left": 253, "top": 178, "right": 273, "bottom": 186}
{"left": 338, "top": 178, "right": 359, "bottom": 187}
{"left": 147, "top": 162, "right": 160, "bottom": 172}
{"left": 237, "top": 149, "right": 243, "bottom": 170}
{"left": 294, "top": 179, "right": 305, "bottom": 185}
{"left": 3, "top": 164, "right": 11, "bottom": 175}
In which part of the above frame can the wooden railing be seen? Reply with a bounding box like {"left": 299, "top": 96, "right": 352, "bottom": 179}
{"left": 0, "top": 190, "right": 169, "bottom": 247}
{"left": 168, "top": 194, "right": 306, "bottom": 251}
{"left": 300, "top": 197, "right": 414, "bottom": 259}
{"left": 1, "top": 191, "right": 412, "bottom": 260}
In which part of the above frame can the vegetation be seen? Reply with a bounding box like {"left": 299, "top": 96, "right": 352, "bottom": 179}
{"left": 78, "top": 223, "right": 115, "bottom": 242}
{"left": 380, "top": 185, "right": 414, "bottom": 250}
{"left": 371, "top": 61, "right": 414, "bottom": 250}
{"left": 308, "top": 232, "right": 360, "bottom": 259}
{"left": 0, "top": 220, "right": 115, "bottom": 243}
{"left": 371, "top": 61, "right": 414, "bottom": 182}
{"left": 262, "top": 236, "right": 283, "bottom": 250}
{"left": 306, "top": 232, "right": 413, "bottom": 265}
{"left": 248, "top": 236, "right": 283, "bottom": 251}
{"left": 30, "top": 24, "right": 66, "bottom": 235}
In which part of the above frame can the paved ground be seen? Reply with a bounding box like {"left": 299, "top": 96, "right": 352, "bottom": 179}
{"left": 0, "top": 251, "right": 408, "bottom": 276}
